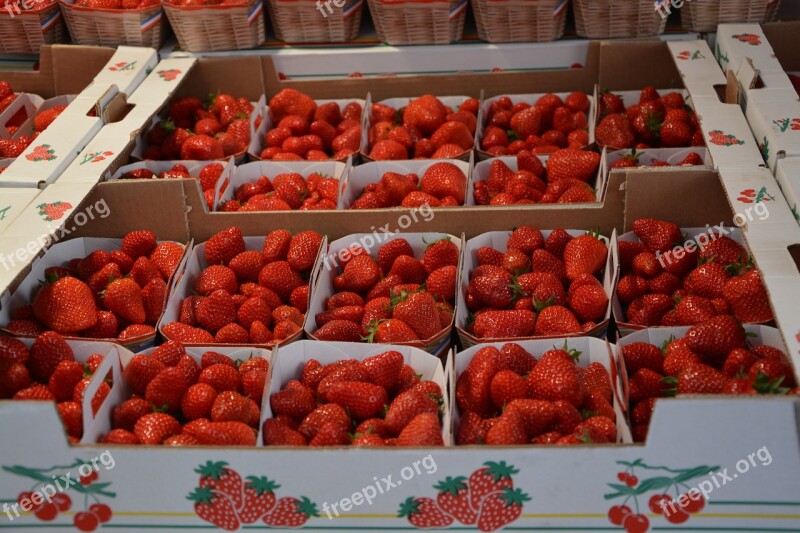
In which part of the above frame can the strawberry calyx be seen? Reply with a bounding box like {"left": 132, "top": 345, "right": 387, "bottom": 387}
{"left": 398, "top": 497, "right": 424, "bottom": 518}
{"left": 480, "top": 460, "right": 519, "bottom": 481}
{"left": 498, "top": 487, "right": 532, "bottom": 506}
{"left": 574, "top": 428, "right": 594, "bottom": 444}
{"left": 244, "top": 475, "right": 280, "bottom": 495}
{"left": 361, "top": 320, "right": 381, "bottom": 343}
{"left": 752, "top": 373, "right": 790, "bottom": 395}
{"left": 186, "top": 486, "right": 218, "bottom": 505}
{"left": 194, "top": 460, "right": 233, "bottom": 480}
{"left": 160, "top": 118, "right": 176, "bottom": 134}
{"left": 434, "top": 476, "right": 468, "bottom": 496}
{"left": 532, "top": 296, "right": 555, "bottom": 313}
{"left": 660, "top": 375, "right": 678, "bottom": 397}
{"left": 293, "top": 497, "right": 320, "bottom": 518}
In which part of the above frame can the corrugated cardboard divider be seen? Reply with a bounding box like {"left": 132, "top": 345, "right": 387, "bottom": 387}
{"left": 2, "top": 45, "right": 117, "bottom": 98}
{"left": 762, "top": 21, "right": 800, "bottom": 72}
{"left": 598, "top": 39, "right": 684, "bottom": 91}
{"left": 260, "top": 43, "right": 601, "bottom": 100}
{"left": 171, "top": 56, "right": 267, "bottom": 103}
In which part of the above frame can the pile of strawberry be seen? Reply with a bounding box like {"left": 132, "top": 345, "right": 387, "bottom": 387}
{"left": 473, "top": 148, "right": 600, "bottom": 205}
{"left": 74, "top": 0, "right": 157, "bottom": 8}
{"left": 264, "top": 350, "right": 444, "bottom": 446}
{"left": 100, "top": 343, "right": 268, "bottom": 446}
{"left": 0, "top": 101, "right": 68, "bottom": 158}
{"left": 0, "top": 80, "right": 16, "bottom": 114}
{"left": 596, "top": 87, "right": 704, "bottom": 150}
{"left": 142, "top": 93, "right": 254, "bottom": 161}
{"left": 219, "top": 171, "right": 340, "bottom": 212}
{"left": 350, "top": 162, "right": 467, "bottom": 208}
{"left": 367, "top": 95, "right": 479, "bottom": 160}
{"left": 4, "top": 230, "right": 184, "bottom": 342}
{"left": 464, "top": 226, "right": 609, "bottom": 339}
{"left": 0, "top": 333, "right": 110, "bottom": 442}
{"left": 480, "top": 92, "right": 591, "bottom": 156}
{"left": 618, "top": 218, "right": 774, "bottom": 326}
{"left": 622, "top": 316, "right": 798, "bottom": 442}
{"left": 311, "top": 236, "right": 458, "bottom": 344}
{"left": 456, "top": 343, "right": 617, "bottom": 445}
{"left": 610, "top": 150, "right": 704, "bottom": 169}
{"left": 259, "top": 89, "right": 362, "bottom": 161}
{"left": 119, "top": 162, "right": 226, "bottom": 210}
{"left": 161, "top": 227, "right": 321, "bottom": 345}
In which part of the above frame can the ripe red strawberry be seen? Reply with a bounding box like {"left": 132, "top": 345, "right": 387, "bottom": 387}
{"left": 211, "top": 391, "right": 253, "bottom": 424}
{"left": 678, "top": 363, "right": 726, "bottom": 394}
{"left": 684, "top": 261, "right": 731, "bottom": 299}
{"left": 392, "top": 291, "right": 441, "bottom": 340}
{"left": 205, "top": 227, "right": 246, "bottom": 266}
{"left": 194, "top": 421, "right": 257, "bottom": 446}
{"left": 474, "top": 310, "right": 536, "bottom": 339}
{"left": 468, "top": 461, "right": 518, "bottom": 510}
{"left": 199, "top": 363, "right": 242, "bottom": 392}
{"left": 674, "top": 295, "right": 716, "bottom": 325}
{"left": 527, "top": 349, "right": 584, "bottom": 407}
{"left": 111, "top": 397, "right": 151, "bottom": 431}
{"left": 546, "top": 149, "right": 601, "bottom": 182}
{"left": 313, "top": 320, "right": 362, "bottom": 342}
{"left": 32, "top": 277, "right": 97, "bottom": 332}
{"left": 258, "top": 261, "right": 304, "bottom": 303}
{"left": 28, "top": 332, "right": 75, "bottom": 383}
{"left": 368, "top": 319, "right": 421, "bottom": 343}
{"left": 420, "top": 162, "right": 467, "bottom": 203}
{"left": 397, "top": 412, "right": 443, "bottom": 446}
{"left": 134, "top": 412, "right": 180, "bottom": 444}
{"left": 423, "top": 237, "right": 460, "bottom": 274}
{"left": 326, "top": 381, "right": 387, "bottom": 420}
{"left": 384, "top": 389, "right": 439, "bottom": 434}
{"left": 685, "top": 315, "right": 746, "bottom": 365}
{"left": 286, "top": 230, "right": 322, "bottom": 272}
{"left": 262, "top": 496, "right": 318, "bottom": 527}
{"left": 430, "top": 121, "right": 473, "bottom": 151}
{"left": 533, "top": 305, "right": 581, "bottom": 336}
{"left": 262, "top": 418, "right": 308, "bottom": 446}
{"left": 0, "top": 337, "right": 29, "bottom": 365}
{"left": 660, "top": 119, "right": 693, "bottom": 147}
{"left": 298, "top": 404, "right": 351, "bottom": 440}
{"left": 583, "top": 362, "right": 613, "bottom": 401}
{"left": 699, "top": 235, "right": 748, "bottom": 266}
{"left": 477, "top": 488, "right": 530, "bottom": 532}
{"left": 121, "top": 230, "right": 157, "bottom": 259}
{"left": 489, "top": 370, "right": 527, "bottom": 408}
{"left": 596, "top": 114, "right": 635, "bottom": 149}
{"left": 723, "top": 269, "right": 773, "bottom": 323}
{"left": 145, "top": 367, "right": 187, "bottom": 414}
{"left": 485, "top": 410, "right": 528, "bottom": 445}
{"left": 632, "top": 218, "right": 682, "bottom": 254}
{"left": 48, "top": 360, "right": 84, "bottom": 402}
{"left": 622, "top": 342, "right": 664, "bottom": 374}
{"left": 628, "top": 368, "right": 667, "bottom": 403}
{"left": 563, "top": 232, "right": 607, "bottom": 281}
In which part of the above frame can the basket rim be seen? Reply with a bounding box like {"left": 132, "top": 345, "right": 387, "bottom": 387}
{"left": 162, "top": 0, "right": 256, "bottom": 9}
{"left": 58, "top": 0, "right": 161, "bottom": 13}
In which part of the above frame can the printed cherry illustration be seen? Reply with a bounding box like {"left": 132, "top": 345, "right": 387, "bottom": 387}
{"left": 664, "top": 506, "right": 690, "bottom": 524}
{"left": 607, "top": 504, "right": 632, "bottom": 526}
{"left": 89, "top": 503, "right": 113, "bottom": 523}
{"left": 80, "top": 471, "right": 99, "bottom": 485}
{"left": 623, "top": 513, "right": 649, "bottom": 533}
{"left": 681, "top": 491, "right": 706, "bottom": 513}
{"left": 616, "top": 472, "right": 628, "bottom": 482}
{"left": 34, "top": 502, "right": 58, "bottom": 521}
{"left": 52, "top": 493, "right": 72, "bottom": 512}
{"left": 74, "top": 511, "right": 99, "bottom": 532}
{"left": 648, "top": 493, "right": 673, "bottom": 514}
{"left": 16, "top": 491, "right": 32, "bottom": 505}
{"left": 624, "top": 475, "right": 638, "bottom": 487}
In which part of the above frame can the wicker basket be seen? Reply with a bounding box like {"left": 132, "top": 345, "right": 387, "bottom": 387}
{"left": 681, "top": 0, "right": 780, "bottom": 33}
{"left": 366, "top": 0, "right": 467, "bottom": 45}
{"left": 0, "top": 1, "right": 65, "bottom": 54}
{"left": 472, "top": 0, "right": 567, "bottom": 43}
{"left": 573, "top": 0, "right": 666, "bottom": 39}
{"left": 163, "top": 0, "right": 265, "bottom": 52}
{"left": 60, "top": 1, "right": 164, "bottom": 47}
{"left": 267, "top": 0, "right": 363, "bottom": 42}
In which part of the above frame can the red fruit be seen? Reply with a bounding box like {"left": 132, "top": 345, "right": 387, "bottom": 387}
{"left": 326, "top": 381, "right": 387, "bottom": 420}
{"left": 123, "top": 355, "right": 165, "bottom": 396}
{"left": 89, "top": 503, "right": 112, "bottom": 523}
{"left": 434, "top": 476, "right": 476, "bottom": 525}
{"left": 685, "top": 315, "right": 746, "bottom": 364}
{"left": 399, "top": 497, "right": 453, "bottom": 528}
{"left": 73, "top": 511, "right": 98, "bottom": 531}
{"left": 723, "top": 269, "right": 774, "bottom": 324}
{"left": 534, "top": 305, "right": 581, "bottom": 336}
{"left": 527, "top": 349, "right": 584, "bottom": 407}
{"left": 623, "top": 513, "right": 649, "bottom": 533}
{"left": 205, "top": 227, "right": 246, "bottom": 266}
{"left": 262, "top": 496, "right": 318, "bottom": 527}
{"left": 28, "top": 331, "right": 75, "bottom": 383}
{"left": 134, "top": 412, "right": 181, "bottom": 444}
{"left": 596, "top": 114, "right": 635, "bottom": 149}
{"left": 474, "top": 310, "right": 536, "bottom": 339}
{"left": 33, "top": 277, "right": 97, "bottom": 333}
{"left": 396, "top": 412, "right": 443, "bottom": 446}
{"left": 477, "top": 487, "right": 530, "bottom": 532}
{"left": 546, "top": 149, "right": 601, "bottom": 182}
{"left": 468, "top": 461, "right": 518, "bottom": 510}
{"left": 632, "top": 218, "right": 682, "bottom": 254}
{"left": 188, "top": 487, "right": 240, "bottom": 530}
{"left": 199, "top": 363, "right": 242, "bottom": 392}
{"left": 146, "top": 367, "right": 187, "bottom": 414}
{"left": 608, "top": 504, "right": 633, "bottom": 526}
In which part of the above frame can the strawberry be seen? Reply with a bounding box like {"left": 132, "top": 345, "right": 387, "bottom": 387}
{"left": 399, "top": 497, "right": 453, "bottom": 528}
{"left": 287, "top": 230, "right": 322, "bottom": 272}
{"left": 723, "top": 269, "right": 773, "bottom": 323}
{"left": 205, "top": 227, "right": 246, "bottom": 266}
{"left": 477, "top": 488, "right": 530, "bottom": 532}
{"left": 196, "top": 290, "right": 236, "bottom": 333}
{"left": 510, "top": 106, "right": 544, "bottom": 138}
{"left": 622, "top": 342, "right": 664, "bottom": 374}
{"left": 403, "top": 95, "right": 447, "bottom": 136}
{"left": 420, "top": 162, "right": 467, "bottom": 203}
{"left": 626, "top": 294, "right": 674, "bottom": 326}
{"left": 384, "top": 389, "right": 439, "bottom": 434}
{"left": 370, "top": 139, "right": 408, "bottom": 160}
{"left": 228, "top": 251, "right": 265, "bottom": 283}
{"left": 660, "top": 119, "right": 693, "bottom": 147}
{"left": 377, "top": 239, "right": 414, "bottom": 273}
{"left": 211, "top": 391, "right": 254, "bottom": 424}
{"left": 13, "top": 383, "right": 55, "bottom": 401}
{"left": 563, "top": 232, "right": 607, "bottom": 280}
{"left": 468, "top": 461, "right": 518, "bottom": 510}
{"left": 368, "top": 319, "right": 420, "bottom": 343}
{"left": 48, "top": 360, "right": 84, "bottom": 402}
{"left": 596, "top": 114, "right": 635, "bottom": 149}
{"left": 134, "top": 412, "right": 180, "bottom": 444}
{"left": 473, "top": 310, "right": 536, "bottom": 339}
{"left": 533, "top": 305, "right": 581, "bottom": 336}
{"left": 269, "top": 89, "right": 317, "bottom": 124}
{"left": 527, "top": 349, "right": 584, "bottom": 407}
{"left": 262, "top": 419, "right": 308, "bottom": 446}
{"left": 486, "top": 410, "right": 528, "bottom": 445}
{"left": 684, "top": 261, "right": 731, "bottom": 299}
{"left": 262, "top": 496, "right": 318, "bottom": 527}
{"left": 678, "top": 363, "right": 726, "bottom": 394}
{"left": 121, "top": 230, "right": 157, "bottom": 259}
{"left": 685, "top": 315, "right": 746, "bottom": 365}
{"left": 546, "top": 149, "right": 600, "bottom": 182}
{"left": 298, "top": 404, "right": 351, "bottom": 440}
{"left": 194, "top": 421, "right": 257, "bottom": 446}
{"left": 674, "top": 295, "right": 716, "bottom": 325}
{"left": 359, "top": 350, "right": 404, "bottom": 391}
{"left": 32, "top": 277, "right": 97, "bottom": 332}
{"left": 28, "top": 332, "right": 74, "bottom": 383}
{"left": 430, "top": 121, "right": 473, "bottom": 151}
{"left": 199, "top": 363, "right": 242, "bottom": 393}
{"left": 392, "top": 291, "right": 441, "bottom": 340}
{"left": 146, "top": 367, "right": 187, "bottom": 414}
{"left": 489, "top": 370, "right": 527, "bottom": 408}
{"left": 188, "top": 487, "right": 240, "bottom": 531}
{"left": 326, "top": 381, "right": 387, "bottom": 420}
{"left": 422, "top": 237, "right": 460, "bottom": 274}
{"left": 111, "top": 397, "right": 152, "bottom": 431}
{"left": 258, "top": 261, "right": 304, "bottom": 302}
{"left": 505, "top": 398, "right": 557, "bottom": 437}
{"left": 397, "top": 412, "right": 443, "bottom": 446}
{"left": 102, "top": 429, "right": 140, "bottom": 444}
{"left": 314, "top": 320, "right": 362, "bottom": 342}
{"left": 699, "top": 235, "right": 748, "bottom": 266}
{"left": 632, "top": 218, "right": 682, "bottom": 254}
{"left": 583, "top": 362, "right": 613, "bottom": 401}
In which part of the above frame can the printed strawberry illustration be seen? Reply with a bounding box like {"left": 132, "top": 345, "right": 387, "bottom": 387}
{"left": 108, "top": 61, "right": 137, "bottom": 72}
{"left": 773, "top": 118, "right": 791, "bottom": 133}
{"left": 477, "top": 487, "right": 531, "bottom": 532}
{"left": 262, "top": 496, "right": 318, "bottom": 527}
{"left": 157, "top": 69, "right": 181, "bottom": 81}
{"left": 733, "top": 33, "right": 761, "bottom": 45}
{"left": 238, "top": 476, "right": 279, "bottom": 524}
{"left": 605, "top": 459, "right": 718, "bottom": 532}
{"left": 434, "top": 476, "right": 477, "bottom": 524}
{"left": 26, "top": 143, "right": 56, "bottom": 162}
{"left": 791, "top": 118, "right": 800, "bottom": 131}
{"left": 677, "top": 51, "right": 690, "bottom": 60}
{"left": 399, "top": 496, "right": 454, "bottom": 528}
{"left": 195, "top": 461, "right": 244, "bottom": 510}
{"left": 468, "top": 461, "right": 518, "bottom": 510}
{"left": 708, "top": 130, "right": 744, "bottom": 146}
{"left": 37, "top": 201, "right": 73, "bottom": 221}
{"left": 188, "top": 486, "right": 240, "bottom": 531}
{"left": 81, "top": 150, "right": 115, "bottom": 165}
